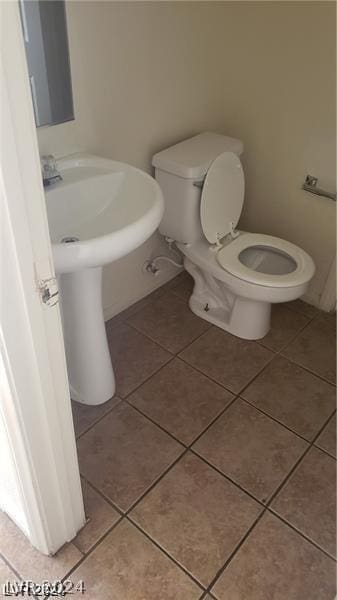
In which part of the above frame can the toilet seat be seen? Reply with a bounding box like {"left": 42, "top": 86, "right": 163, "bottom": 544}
{"left": 217, "top": 232, "right": 315, "bottom": 288}
{"left": 200, "top": 151, "right": 244, "bottom": 243}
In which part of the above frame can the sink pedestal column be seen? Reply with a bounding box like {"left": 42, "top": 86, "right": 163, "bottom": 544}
{"left": 58, "top": 267, "right": 115, "bottom": 405}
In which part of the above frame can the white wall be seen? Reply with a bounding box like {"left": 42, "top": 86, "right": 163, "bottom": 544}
{"left": 213, "top": 1, "right": 336, "bottom": 306}
{"left": 38, "top": 1, "right": 336, "bottom": 313}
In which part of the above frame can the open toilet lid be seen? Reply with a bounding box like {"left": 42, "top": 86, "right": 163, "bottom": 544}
{"left": 200, "top": 151, "right": 245, "bottom": 244}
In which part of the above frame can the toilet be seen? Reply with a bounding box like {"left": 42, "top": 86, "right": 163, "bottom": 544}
{"left": 153, "top": 132, "right": 315, "bottom": 340}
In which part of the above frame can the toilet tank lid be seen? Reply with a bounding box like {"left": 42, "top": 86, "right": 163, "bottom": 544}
{"left": 152, "top": 132, "right": 244, "bottom": 179}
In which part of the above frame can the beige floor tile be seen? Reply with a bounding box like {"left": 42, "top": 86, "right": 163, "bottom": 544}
{"left": 105, "top": 286, "right": 169, "bottom": 334}
{"left": 0, "top": 512, "right": 82, "bottom": 583}
{"left": 71, "top": 397, "right": 121, "bottom": 438}
{"left": 283, "top": 316, "right": 336, "bottom": 384}
{"left": 74, "top": 480, "right": 120, "bottom": 554}
{"left": 0, "top": 557, "right": 18, "bottom": 596}
{"left": 131, "top": 453, "right": 261, "bottom": 587}
{"left": 212, "top": 512, "right": 336, "bottom": 600}
{"left": 242, "top": 356, "right": 336, "bottom": 440}
{"left": 180, "top": 327, "right": 273, "bottom": 393}
{"left": 193, "top": 399, "right": 308, "bottom": 502}
{"left": 285, "top": 298, "right": 320, "bottom": 319}
{"left": 259, "top": 305, "right": 309, "bottom": 351}
{"left": 72, "top": 519, "right": 201, "bottom": 600}
{"left": 128, "top": 358, "right": 233, "bottom": 445}
{"left": 107, "top": 323, "right": 172, "bottom": 397}
{"left": 127, "top": 292, "right": 210, "bottom": 354}
{"left": 315, "top": 413, "right": 336, "bottom": 458}
{"left": 318, "top": 310, "right": 336, "bottom": 331}
{"left": 77, "top": 403, "right": 184, "bottom": 512}
{"left": 271, "top": 447, "right": 336, "bottom": 557}
{"left": 171, "top": 273, "right": 194, "bottom": 302}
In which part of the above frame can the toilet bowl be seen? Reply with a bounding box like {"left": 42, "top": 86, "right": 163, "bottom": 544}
{"left": 153, "top": 132, "right": 315, "bottom": 340}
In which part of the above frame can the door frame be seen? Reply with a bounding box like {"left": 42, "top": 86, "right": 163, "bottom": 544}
{"left": 0, "top": 1, "right": 85, "bottom": 554}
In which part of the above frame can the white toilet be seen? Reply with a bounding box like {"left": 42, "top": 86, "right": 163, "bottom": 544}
{"left": 153, "top": 132, "right": 315, "bottom": 340}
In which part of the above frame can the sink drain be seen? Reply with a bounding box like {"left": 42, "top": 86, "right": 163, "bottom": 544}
{"left": 61, "top": 236, "right": 79, "bottom": 243}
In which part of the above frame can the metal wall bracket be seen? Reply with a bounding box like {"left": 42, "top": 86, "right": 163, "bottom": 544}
{"left": 302, "top": 175, "right": 336, "bottom": 201}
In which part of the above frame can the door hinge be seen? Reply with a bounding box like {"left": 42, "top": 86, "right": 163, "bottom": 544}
{"left": 38, "top": 277, "right": 59, "bottom": 307}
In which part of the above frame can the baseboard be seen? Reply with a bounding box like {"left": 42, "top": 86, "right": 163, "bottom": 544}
{"left": 300, "top": 292, "right": 319, "bottom": 308}
{"left": 103, "top": 270, "right": 182, "bottom": 321}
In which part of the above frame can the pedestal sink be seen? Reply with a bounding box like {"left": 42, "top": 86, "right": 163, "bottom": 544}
{"left": 45, "top": 153, "right": 164, "bottom": 405}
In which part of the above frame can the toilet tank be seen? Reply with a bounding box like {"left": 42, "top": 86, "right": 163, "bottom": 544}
{"left": 152, "top": 132, "right": 243, "bottom": 244}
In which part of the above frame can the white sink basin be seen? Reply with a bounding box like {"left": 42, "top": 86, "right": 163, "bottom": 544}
{"left": 45, "top": 154, "right": 164, "bottom": 406}
{"left": 46, "top": 154, "right": 164, "bottom": 274}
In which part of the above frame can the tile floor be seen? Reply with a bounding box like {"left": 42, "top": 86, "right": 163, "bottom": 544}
{"left": 0, "top": 271, "right": 336, "bottom": 599}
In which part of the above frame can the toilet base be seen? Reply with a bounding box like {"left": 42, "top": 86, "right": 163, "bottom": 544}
{"left": 185, "top": 258, "right": 271, "bottom": 340}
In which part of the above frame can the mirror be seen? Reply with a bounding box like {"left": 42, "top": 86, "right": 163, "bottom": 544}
{"left": 19, "top": 0, "right": 74, "bottom": 128}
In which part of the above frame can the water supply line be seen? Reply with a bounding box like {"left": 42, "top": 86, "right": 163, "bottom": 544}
{"left": 144, "top": 238, "right": 184, "bottom": 276}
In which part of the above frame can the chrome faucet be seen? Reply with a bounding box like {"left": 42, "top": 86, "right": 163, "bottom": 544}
{"left": 41, "top": 154, "right": 63, "bottom": 187}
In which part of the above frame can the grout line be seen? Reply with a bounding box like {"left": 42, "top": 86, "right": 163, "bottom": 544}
{"left": 105, "top": 277, "right": 178, "bottom": 328}
{"left": 124, "top": 448, "right": 188, "bottom": 515}
{"left": 79, "top": 418, "right": 267, "bottom": 562}
{"left": 125, "top": 312, "right": 212, "bottom": 356}
{"left": 239, "top": 326, "right": 336, "bottom": 396}
{"left": 76, "top": 302, "right": 334, "bottom": 536}
{"left": 313, "top": 409, "right": 337, "bottom": 460}
{"left": 202, "top": 395, "right": 337, "bottom": 597}
{"left": 112, "top": 322, "right": 223, "bottom": 405}
{"left": 123, "top": 398, "right": 189, "bottom": 448}
{"left": 125, "top": 390, "right": 238, "bottom": 451}
{"left": 0, "top": 551, "right": 24, "bottom": 584}
{"left": 81, "top": 447, "right": 189, "bottom": 520}
{"left": 0, "top": 553, "right": 40, "bottom": 600}
{"left": 274, "top": 305, "right": 336, "bottom": 385}
{"left": 193, "top": 384, "right": 337, "bottom": 587}
{"left": 185, "top": 394, "right": 239, "bottom": 446}
{"left": 68, "top": 449, "right": 213, "bottom": 591}
{"left": 107, "top": 323, "right": 176, "bottom": 359}
{"left": 283, "top": 303, "right": 318, "bottom": 320}
{"left": 68, "top": 292, "right": 336, "bottom": 593}
{"left": 265, "top": 445, "right": 312, "bottom": 507}
{"left": 110, "top": 285, "right": 333, "bottom": 417}
{"left": 121, "top": 320, "right": 215, "bottom": 398}
{"left": 266, "top": 509, "right": 337, "bottom": 562}
{"left": 235, "top": 323, "right": 316, "bottom": 394}
{"left": 3, "top": 290, "right": 333, "bottom": 598}
{"left": 315, "top": 408, "right": 336, "bottom": 433}
{"left": 79, "top": 476, "right": 124, "bottom": 517}
{"left": 279, "top": 351, "right": 336, "bottom": 387}
{"left": 77, "top": 316, "right": 323, "bottom": 485}
{"left": 265, "top": 408, "right": 337, "bottom": 509}
{"left": 126, "top": 516, "right": 205, "bottom": 592}
{"left": 233, "top": 352, "right": 278, "bottom": 395}
{"left": 241, "top": 396, "right": 337, "bottom": 456}
{"left": 113, "top": 358, "right": 177, "bottom": 404}
{"left": 57, "top": 516, "right": 123, "bottom": 586}
{"left": 312, "top": 445, "right": 337, "bottom": 461}
{"left": 239, "top": 396, "right": 315, "bottom": 444}
{"left": 189, "top": 447, "right": 265, "bottom": 507}
{"left": 257, "top": 308, "right": 315, "bottom": 355}
{"left": 77, "top": 439, "right": 268, "bottom": 593}
{"left": 203, "top": 508, "right": 267, "bottom": 596}
{"left": 74, "top": 397, "right": 123, "bottom": 441}
{"left": 178, "top": 344, "right": 277, "bottom": 399}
